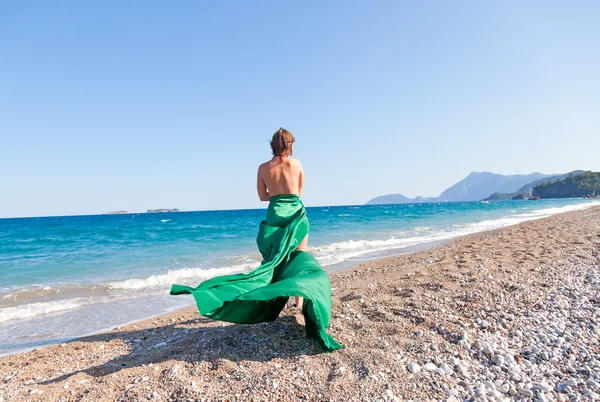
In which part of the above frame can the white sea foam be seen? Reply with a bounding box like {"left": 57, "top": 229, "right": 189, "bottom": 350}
{"left": 0, "top": 299, "right": 83, "bottom": 323}
{"left": 313, "top": 200, "right": 600, "bottom": 266}
{"left": 0, "top": 262, "right": 262, "bottom": 311}
{"left": 161, "top": 219, "right": 171, "bottom": 223}
{"left": 105, "top": 263, "right": 258, "bottom": 290}
{"left": 0, "top": 263, "right": 258, "bottom": 322}
{"left": 312, "top": 232, "right": 454, "bottom": 266}
{"left": 0, "top": 292, "right": 156, "bottom": 323}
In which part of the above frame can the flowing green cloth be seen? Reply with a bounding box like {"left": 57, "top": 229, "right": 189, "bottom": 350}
{"left": 170, "top": 194, "right": 342, "bottom": 352}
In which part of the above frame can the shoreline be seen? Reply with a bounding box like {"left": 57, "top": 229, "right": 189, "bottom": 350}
{"left": 323, "top": 238, "right": 449, "bottom": 275}
{"left": 1, "top": 206, "right": 599, "bottom": 401}
{"left": 0, "top": 239, "right": 448, "bottom": 359}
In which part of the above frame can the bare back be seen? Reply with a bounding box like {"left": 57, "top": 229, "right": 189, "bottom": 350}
{"left": 257, "top": 157, "right": 304, "bottom": 200}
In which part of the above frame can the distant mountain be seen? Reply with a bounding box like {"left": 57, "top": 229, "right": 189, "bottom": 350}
{"left": 366, "top": 171, "right": 560, "bottom": 205}
{"left": 365, "top": 194, "right": 437, "bottom": 205}
{"left": 485, "top": 170, "right": 585, "bottom": 201}
{"left": 436, "top": 172, "right": 550, "bottom": 202}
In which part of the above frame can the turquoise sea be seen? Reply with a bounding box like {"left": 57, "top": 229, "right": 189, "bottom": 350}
{"left": 1, "top": 198, "right": 598, "bottom": 355}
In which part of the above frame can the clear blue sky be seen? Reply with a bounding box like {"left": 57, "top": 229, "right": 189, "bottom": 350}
{"left": 1, "top": 1, "right": 599, "bottom": 218}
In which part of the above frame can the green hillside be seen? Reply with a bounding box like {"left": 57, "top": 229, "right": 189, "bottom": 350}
{"left": 533, "top": 171, "right": 600, "bottom": 198}
{"left": 483, "top": 170, "right": 584, "bottom": 201}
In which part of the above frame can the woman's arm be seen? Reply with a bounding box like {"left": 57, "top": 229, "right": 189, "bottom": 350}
{"left": 257, "top": 167, "right": 270, "bottom": 201}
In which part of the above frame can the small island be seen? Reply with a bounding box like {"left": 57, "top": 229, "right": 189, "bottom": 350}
{"left": 146, "top": 208, "right": 181, "bottom": 213}
{"left": 106, "top": 211, "right": 129, "bottom": 214}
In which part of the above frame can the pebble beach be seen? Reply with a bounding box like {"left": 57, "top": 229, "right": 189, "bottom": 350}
{"left": 1, "top": 206, "right": 599, "bottom": 402}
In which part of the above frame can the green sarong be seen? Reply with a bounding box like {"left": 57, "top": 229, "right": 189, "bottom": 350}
{"left": 170, "top": 194, "right": 342, "bottom": 352}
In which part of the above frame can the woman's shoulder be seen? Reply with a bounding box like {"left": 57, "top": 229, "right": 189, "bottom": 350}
{"left": 288, "top": 157, "right": 303, "bottom": 167}
{"left": 258, "top": 159, "right": 274, "bottom": 169}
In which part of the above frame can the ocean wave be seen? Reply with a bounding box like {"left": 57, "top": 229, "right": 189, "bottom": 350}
{"left": 311, "top": 238, "right": 403, "bottom": 253}
{"left": 105, "top": 263, "right": 258, "bottom": 290}
{"left": 0, "top": 283, "right": 73, "bottom": 305}
{"left": 466, "top": 202, "right": 600, "bottom": 229}
{"left": 523, "top": 201, "right": 600, "bottom": 217}
{"left": 0, "top": 292, "right": 155, "bottom": 323}
{"left": 0, "top": 299, "right": 84, "bottom": 323}
{"left": 0, "top": 262, "right": 260, "bottom": 322}
{"left": 0, "top": 262, "right": 261, "bottom": 309}
{"left": 312, "top": 200, "right": 600, "bottom": 266}
{"left": 312, "top": 233, "right": 455, "bottom": 266}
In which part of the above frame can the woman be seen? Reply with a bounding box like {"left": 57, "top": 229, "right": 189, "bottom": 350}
{"left": 171, "top": 128, "right": 342, "bottom": 352}
{"left": 256, "top": 128, "right": 307, "bottom": 308}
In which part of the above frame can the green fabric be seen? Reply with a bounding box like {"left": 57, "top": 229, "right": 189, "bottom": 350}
{"left": 170, "top": 194, "right": 342, "bottom": 352}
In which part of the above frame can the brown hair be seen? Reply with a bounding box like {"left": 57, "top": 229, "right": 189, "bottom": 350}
{"left": 270, "top": 127, "right": 295, "bottom": 156}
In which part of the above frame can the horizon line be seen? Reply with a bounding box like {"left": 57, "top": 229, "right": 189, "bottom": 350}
{"left": 0, "top": 198, "right": 571, "bottom": 221}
